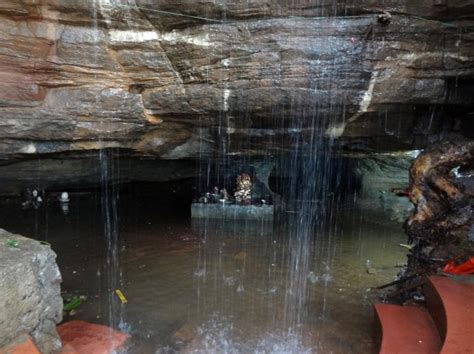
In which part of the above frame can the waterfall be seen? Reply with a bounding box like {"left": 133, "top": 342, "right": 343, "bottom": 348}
{"left": 88, "top": 0, "right": 352, "bottom": 351}
{"left": 91, "top": 0, "right": 125, "bottom": 334}
{"left": 189, "top": 3, "right": 346, "bottom": 351}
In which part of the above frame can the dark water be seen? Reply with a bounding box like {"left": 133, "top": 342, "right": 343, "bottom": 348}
{"left": 0, "top": 188, "right": 407, "bottom": 353}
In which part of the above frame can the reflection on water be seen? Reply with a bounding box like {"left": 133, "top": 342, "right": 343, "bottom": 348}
{"left": 0, "top": 190, "right": 407, "bottom": 353}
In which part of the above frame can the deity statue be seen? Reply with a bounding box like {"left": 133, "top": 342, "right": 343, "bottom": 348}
{"left": 234, "top": 173, "right": 252, "bottom": 204}
{"left": 220, "top": 188, "right": 229, "bottom": 201}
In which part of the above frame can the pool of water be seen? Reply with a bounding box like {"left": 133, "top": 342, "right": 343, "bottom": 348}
{"left": 0, "top": 190, "right": 407, "bottom": 353}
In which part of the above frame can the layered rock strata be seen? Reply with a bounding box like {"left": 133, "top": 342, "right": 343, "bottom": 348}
{"left": 0, "top": 0, "right": 472, "bottom": 163}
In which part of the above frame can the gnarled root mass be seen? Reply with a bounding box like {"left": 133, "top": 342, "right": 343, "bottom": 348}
{"left": 404, "top": 139, "right": 474, "bottom": 282}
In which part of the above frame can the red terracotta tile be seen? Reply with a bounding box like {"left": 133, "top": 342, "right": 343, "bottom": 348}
{"left": 425, "top": 276, "right": 474, "bottom": 354}
{"left": 58, "top": 320, "right": 128, "bottom": 354}
{"left": 0, "top": 335, "right": 40, "bottom": 354}
{"left": 374, "top": 303, "right": 441, "bottom": 354}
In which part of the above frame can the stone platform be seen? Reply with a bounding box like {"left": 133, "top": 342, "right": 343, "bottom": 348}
{"left": 191, "top": 203, "right": 273, "bottom": 221}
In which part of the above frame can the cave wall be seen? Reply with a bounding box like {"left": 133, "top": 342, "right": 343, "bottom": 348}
{"left": 0, "top": 155, "right": 196, "bottom": 194}
{"left": 0, "top": 1, "right": 473, "bottom": 191}
{"left": 353, "top": 151, "right": 414, "bottom": 223}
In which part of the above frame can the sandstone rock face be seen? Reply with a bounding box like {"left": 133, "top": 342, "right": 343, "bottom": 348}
{"left": 0, "top": 1, "right": 473, "bottom": 191}
{"left": 0, "top": 229, "right": 63, "bottom": 353}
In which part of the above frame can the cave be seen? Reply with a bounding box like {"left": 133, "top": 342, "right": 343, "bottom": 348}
{"left": 0, "top": 1, "right": 473, "bottom": 353}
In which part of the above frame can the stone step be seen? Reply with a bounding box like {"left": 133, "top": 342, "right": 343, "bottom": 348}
{"left": 424, "top": 275, "right": 474, "bottom": 354}
{"left": 374, "top": 304, "right": 441, "bottom": 354}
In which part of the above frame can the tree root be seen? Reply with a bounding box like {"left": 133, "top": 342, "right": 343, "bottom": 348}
{"left": 403, "top": 138, "right": 474, "bottom": 283}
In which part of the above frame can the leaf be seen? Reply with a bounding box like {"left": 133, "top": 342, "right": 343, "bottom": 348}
{"left": 64, "top": 297, "right": 82, "bottom": 311}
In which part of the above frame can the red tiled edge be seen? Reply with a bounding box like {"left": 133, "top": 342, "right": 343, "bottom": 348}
{"left": 374, "top": 304, "right": 441, "bottom": 354}
{"left": 0, "top": 334, "right": 40, "bottom": 354}
{"left": 424, "top": 276, "right": 474, "bottom": 354}
{"left": 57, "top": 320, "right": 128, "bottom": 354}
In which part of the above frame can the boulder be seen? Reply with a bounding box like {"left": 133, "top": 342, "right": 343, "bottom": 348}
{"left": 0, "top": 229, "right": 63, "bottom": 353}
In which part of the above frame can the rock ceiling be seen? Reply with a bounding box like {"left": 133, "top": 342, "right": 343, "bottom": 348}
{"left": 0, "top": 0, "right": 473, "bottom": 162}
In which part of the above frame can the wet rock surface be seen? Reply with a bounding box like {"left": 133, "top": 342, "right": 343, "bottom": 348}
{"left": 0, "top": 157, "right": 195, "bottom": 195}
{"left": 0, "top": 0, "right": 472, "bottom": 164}
{"left": 0, "top": 229, "right": 63, "bottom": 353}
{"left": 353, "top": 152, "right": 414, "bottom": 224}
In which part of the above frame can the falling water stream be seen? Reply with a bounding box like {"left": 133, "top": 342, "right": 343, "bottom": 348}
{"left": 92, "top": 0, "right": 126, "bottom": 335}
{"left": 0, "top": 1, "right": 411, "bottom": 353}
{"left": 89, "top": 1, "right": 399, "bottom": 352}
